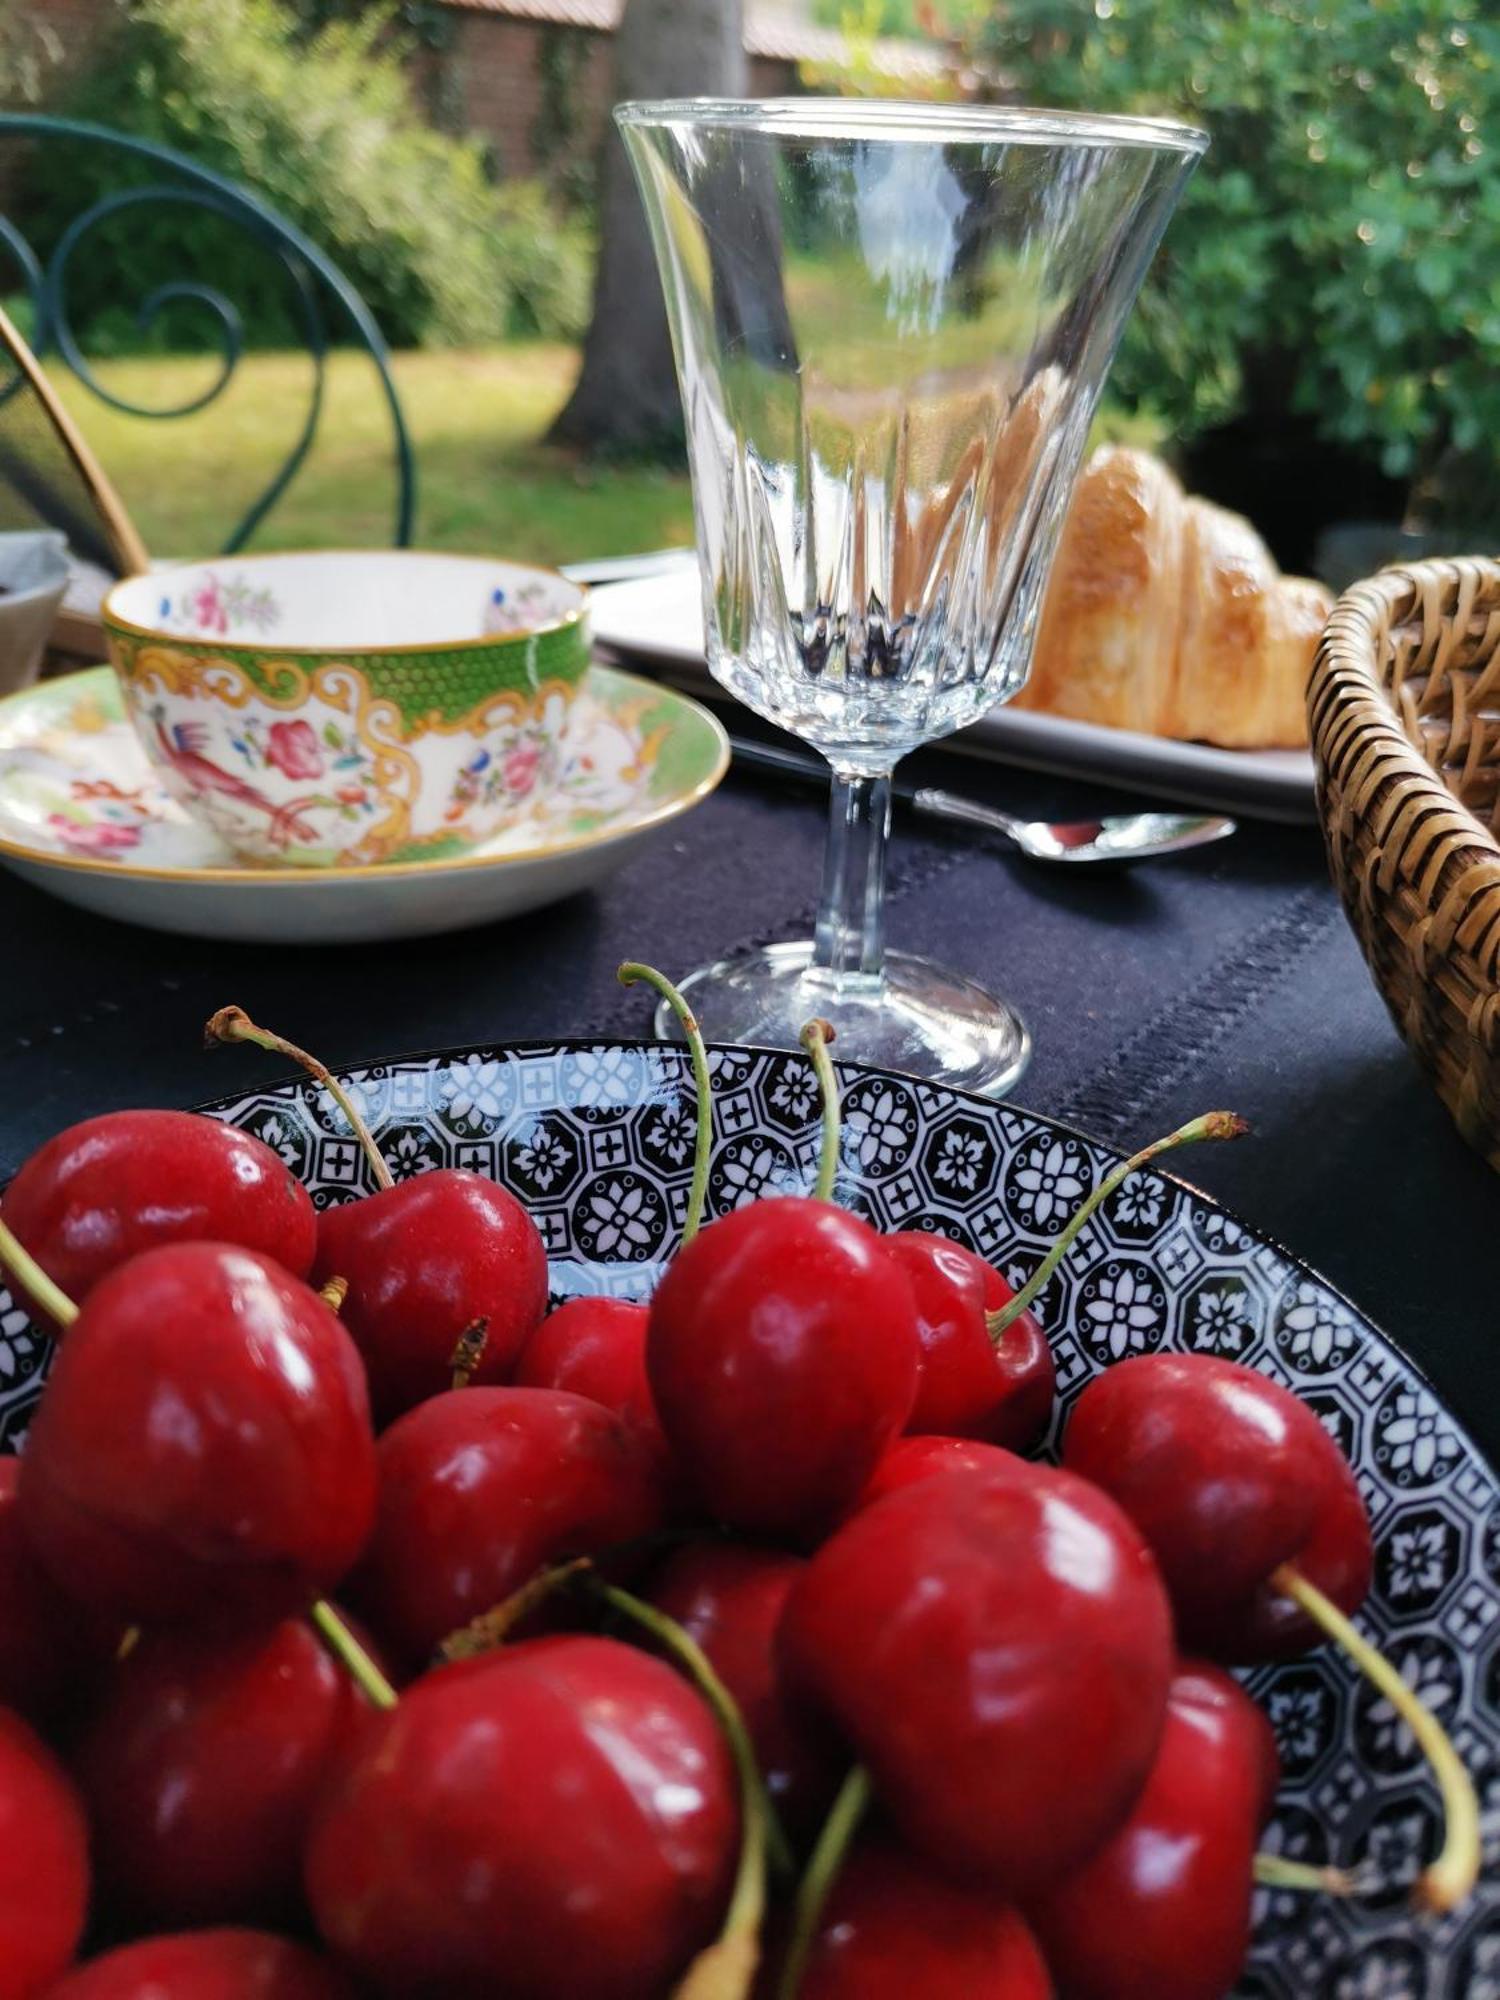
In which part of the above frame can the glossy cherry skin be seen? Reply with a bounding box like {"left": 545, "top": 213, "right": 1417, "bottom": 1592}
{"left": 2, "top": 1109, "right": 316, "bottom": 1330}
{"left": 42, "top": 1931, "right": 355, "bottom": 2000}
{"left": 788, "top": 1842, "right": 1054, "bottom": 2000}
{"left": 886, "top": 1231, "right": 1056, "bottom": 1449}
{"left": 647, "top": 1197, "right": 920, "bottom": 1535}
{"left": 18, "top": 1243, "right": 377, "bottom": 1627}
{"left": 73, "top": 1611, "right": 382, "bottom": 1929}
{"left": 781, "top": 1464, "right": 1173, "bottom": 1898}
{"left": 312, "top": 1168, "right": 548, "bottom": 1424}
{"left": 1028, "top": 1662, "right": 1279, "bottom": 2000}
{"left": 516, "top": 1298, "right": 667, "bottom": 1454}
{"left": 0, "top": 1707, "right": 89, "bottom": 2000}
{"left": 305, "top": 1635, "right": 737, "bottom": 1999}
{"left": 0, "top": 1461, "right": 82, "bottom": 1723}
{"left": 648, "top": 1541, "right": 839, "bottom": 1839}
{"left": 1063, "top": 1353, "right": 1374, "bottom": 1662}
{"left": 854, "top": 1434, "right": 1026, "bottom": 1514}
{"left": 352, "top": 1386, "right": 665, "bottom": 1663}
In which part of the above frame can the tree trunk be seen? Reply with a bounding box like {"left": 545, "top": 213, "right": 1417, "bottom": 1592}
{"left": 548, "top": 0, "right": 744, "bottom": 457}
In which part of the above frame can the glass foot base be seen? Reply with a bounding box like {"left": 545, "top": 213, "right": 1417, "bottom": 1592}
{"left": 653, "top": 940, "right": 1031, "bottom": 1099}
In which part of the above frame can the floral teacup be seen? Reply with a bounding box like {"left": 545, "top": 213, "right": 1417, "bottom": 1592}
{"left": 103, "top": 551, "right": 590, "bottom": 866}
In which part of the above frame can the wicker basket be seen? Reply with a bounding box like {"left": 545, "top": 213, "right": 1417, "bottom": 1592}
{"left": 1309, "top": 556, "right": 1500, "bottom": 1169}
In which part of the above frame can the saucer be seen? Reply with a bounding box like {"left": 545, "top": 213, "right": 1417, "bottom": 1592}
{"left": 0, "top": 665, "right": 728, "bottom": 943}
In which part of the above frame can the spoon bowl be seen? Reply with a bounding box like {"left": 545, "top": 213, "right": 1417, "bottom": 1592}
{"left": 914, "top": 792, "right": 1237, "bottom": 865}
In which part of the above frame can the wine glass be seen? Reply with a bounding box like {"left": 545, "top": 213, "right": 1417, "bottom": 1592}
{"left": 617, "top": 98, "right": 1206, "bottom": 1094}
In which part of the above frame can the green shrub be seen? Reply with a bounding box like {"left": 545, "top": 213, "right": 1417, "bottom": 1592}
{"left": 977, "top": 0, "right": 1499, "bottom": 520}
{"left": 22, "top": 0, "right": 589, "bottom": 349}
{"left": 490, "top": 178, "right": 593, "bottom": 340}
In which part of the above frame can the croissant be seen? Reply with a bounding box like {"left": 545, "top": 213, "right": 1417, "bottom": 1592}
{"left": 1013, "top": 446, "right": 1330, "bottom": 750}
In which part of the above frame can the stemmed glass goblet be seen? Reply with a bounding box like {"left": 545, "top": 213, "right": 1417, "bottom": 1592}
{"left": 618, "top": 98, "right": 1206, "bottom": 1093}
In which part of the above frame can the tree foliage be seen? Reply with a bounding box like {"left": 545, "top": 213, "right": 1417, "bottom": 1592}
{"left": 979, "top": 0, "right": 1498, "bottom": 518}
{"left": 26, "top": 0, "right": 590, "bottom": 349}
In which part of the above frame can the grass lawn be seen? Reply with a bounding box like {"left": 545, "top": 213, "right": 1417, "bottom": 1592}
{"left": 56, "top": 343, "right": 697, "bottom": 564}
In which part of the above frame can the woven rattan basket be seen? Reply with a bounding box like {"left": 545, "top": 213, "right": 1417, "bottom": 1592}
{"left": 1310, "top": 556, "right": 1500, "bottom": 1168}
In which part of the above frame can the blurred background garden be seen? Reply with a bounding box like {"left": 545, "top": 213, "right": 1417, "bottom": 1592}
{"left": 0, "top": 0, "right": 1491, "bottom": 577}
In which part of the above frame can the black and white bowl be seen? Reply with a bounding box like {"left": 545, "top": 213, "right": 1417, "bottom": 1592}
{"left": 2, "top": 1041, "right": 1495, "bottom": 1996}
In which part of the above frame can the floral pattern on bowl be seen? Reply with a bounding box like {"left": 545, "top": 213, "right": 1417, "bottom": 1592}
{"left": 106, "top": 552, "right": 591, "bottom": 865}
{"left": 138, "top": 552, "right": 583, "bottom": 650}
{"left": 155, "top": 570, "right": 282, "bottom": 639}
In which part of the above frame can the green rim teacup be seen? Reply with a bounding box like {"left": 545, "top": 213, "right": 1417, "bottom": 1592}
{"left": 103, "top": 551, "right": 591, "bottom": 867}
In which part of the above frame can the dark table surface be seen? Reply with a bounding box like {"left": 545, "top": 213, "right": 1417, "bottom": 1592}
{"left": 5, "top": 676, "right": 1495, "bottom": 1465}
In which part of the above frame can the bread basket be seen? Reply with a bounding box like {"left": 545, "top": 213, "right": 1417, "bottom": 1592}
{"left": 1309, "top": 556, "right": 1500, "bottom": 1168}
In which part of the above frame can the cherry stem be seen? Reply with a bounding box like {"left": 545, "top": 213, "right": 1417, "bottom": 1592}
{"left": 988, "top": 1111, "right": 1249, "bottom": 1339}
{"left": 619, "top": 963, "right": 713, "bottom": 1245}
{"left": 1253, "top": 1853, "right": 1363, "bottom": 1897}
{"left": 318, "top": 1275, "right": 349, "bottom": 1313}
{"left": 797, "top": 1019, "right": 840, "bottom": 1205}
{"left": 442, "top": 1558, "right": 775, "bottom": 1997}
{"left": 599, "top": 1584, "right": 770, "bottom": 1999}
{"left": 205, "top": 1006, "right": 394, "bottom": 1192}
{"left": 449, "top": 1317, "right": 489, "bottom": 1391}
{"left": 1271, "top": 1561, "right": 1479, "bottom": 1914}
{"left": 0, "top": 1214, "right": 79, "bottom": 1329}
{"left": 776, "top": 1765, "right": 872, "bottom": 2000}
{"left": 437, "top": 1558, "right": 595, "bottom": 1663}
{"left": 309, "top": 1600, "right": 399, "bottom": 1712}
{"left": 596, "top": 1580, "right": 793, "bottom": 1884}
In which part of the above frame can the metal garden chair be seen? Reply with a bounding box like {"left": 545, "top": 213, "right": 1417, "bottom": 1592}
{"left": 0, "top": 112, "right": 416, "bottom": 556}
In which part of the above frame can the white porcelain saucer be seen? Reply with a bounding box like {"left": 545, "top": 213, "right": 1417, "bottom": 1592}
{"left": 0, "top": 665, "right": 728, "bottom": 943}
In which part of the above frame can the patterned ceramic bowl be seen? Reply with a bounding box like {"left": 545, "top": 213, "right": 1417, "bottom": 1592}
{"left": 102, "top": 552, "right": 591, "bottom": 867}
{"left": 0, "top": 1044, "right": 1495, "bottom": 1991}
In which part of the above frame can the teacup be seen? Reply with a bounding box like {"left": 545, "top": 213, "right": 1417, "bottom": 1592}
{"left": 103, "top": 551, "right": 590, "bottom": 867}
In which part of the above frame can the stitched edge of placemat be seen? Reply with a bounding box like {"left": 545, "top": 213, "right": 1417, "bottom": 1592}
{"left": 1051, "top": 883, "right": 1340, "bottom": 1142}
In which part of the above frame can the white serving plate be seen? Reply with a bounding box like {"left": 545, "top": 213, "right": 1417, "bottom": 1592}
{"left": 589, "top": 569, "right": 1317, "bottom": 825}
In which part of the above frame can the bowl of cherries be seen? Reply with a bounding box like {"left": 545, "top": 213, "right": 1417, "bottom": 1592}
{"left": 0, "top": 964, "right": 1493, "bottom": 2000}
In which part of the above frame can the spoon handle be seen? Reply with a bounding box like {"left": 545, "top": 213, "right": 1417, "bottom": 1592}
{"left": 728, "top": 736, "right": 1025, "bottom": 840}
{"left": 909, "top": 789, "right": 1024, "bottom": 845}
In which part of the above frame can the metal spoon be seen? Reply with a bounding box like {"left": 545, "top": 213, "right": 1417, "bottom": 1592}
{"left": 729, "top": 735, "right": 1236, "bottom": 867}
{"left": 911, "top": 789, "right": 1235, "bottom": 864}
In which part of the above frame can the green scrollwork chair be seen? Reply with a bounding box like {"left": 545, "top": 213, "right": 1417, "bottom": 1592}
{"left": 0, "top": 112, "right": 416, "bottom": 559}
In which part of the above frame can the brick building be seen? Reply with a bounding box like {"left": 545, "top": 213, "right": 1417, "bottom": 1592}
{"left": 419, "top": 0, "right": 957, "bottom": 181}
{"left": 16, "top": 0, "right": 960, "bottom": 186}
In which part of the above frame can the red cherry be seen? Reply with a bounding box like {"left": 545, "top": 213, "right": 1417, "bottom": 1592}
{"left": 18, "top": 1243, "right": 376, "bottom": 1626}
{"left": 305, "top": 1635, "right": 737, "bottom": 1999}
{"left": 789, "top": 1841, "right": 1054, "bottom": 1999}
{"left": 41, "top": 1931, "right": 354, "bottom": 2000}
{"left": 855, "top": 1433, "right": 1027, "bottom": 1514}
{"left": 313, "top": 1168, "right": 549, "bottom": 1424}
{"left": 351, "top": 1386, "right": 665, "bottom": 1663}
{"left": 515, "top": 1298, "right": 667, "bottom": 1454}
{"left": 780, "top": 1464, "right": 1173, "bottom": 1897}
{"left": 0, "top": 1461, "right": 82, "bottom": 1723}
{"left": 1, "top": 1110, "right": 316, "bottom": 1331}
{"left": 73, "top": 1611, "right": 383, "bottom": 1929}
{"left": 0, "top": 1707, "right": 89, "bottom": 2000}
{"left": 648, "top": 1540, "right": 839, "bottom": 1839}
{"left": 647, "top": 1197, "right": 920, "bottom": 1535}
{"left": 1027, "top": 1662, "right": 1278, "bottom": 2000}
{"left": 1062, "top": 1353, "right": 1373, "bottom": 1662}
{"left": 886, "top": 1231, "right": 1056, "bottom": 1449}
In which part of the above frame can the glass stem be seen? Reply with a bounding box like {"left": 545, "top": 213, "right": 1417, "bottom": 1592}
{"left": 812, "top": 769, "right": 891, "bottom": 986}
